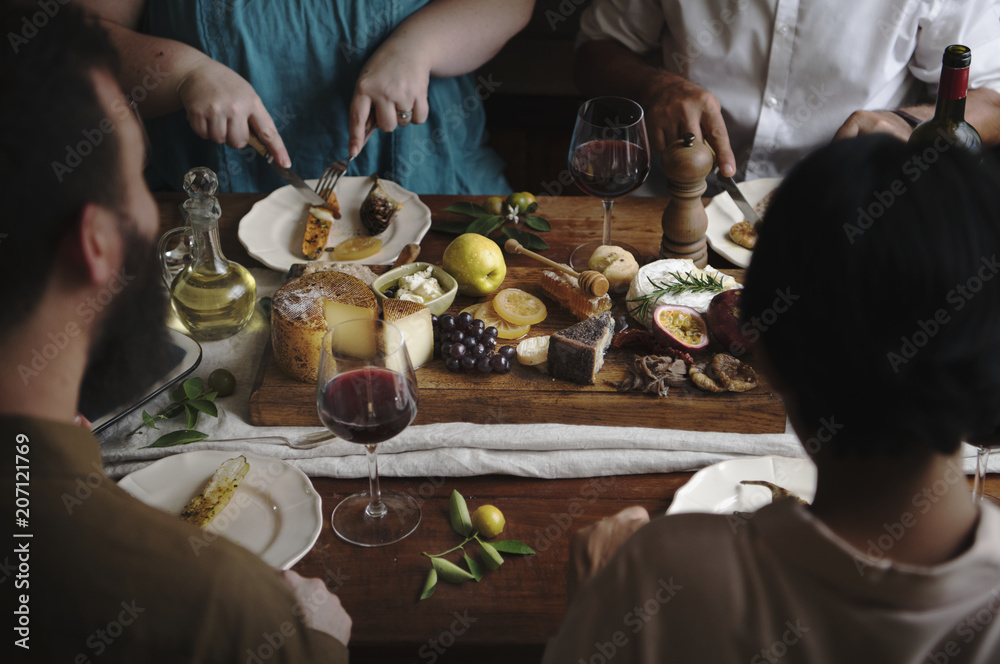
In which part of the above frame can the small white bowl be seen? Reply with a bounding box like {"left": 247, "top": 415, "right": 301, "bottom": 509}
{"left": 372, "top": 262, "right": 458, "bottom": 316}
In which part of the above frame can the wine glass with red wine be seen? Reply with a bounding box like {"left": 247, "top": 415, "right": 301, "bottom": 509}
{"left": 317, "top": 319, "right": 420, "bottom": 546}
{"left": 970, "top": 426, "right": 1000, "bottom": 505}
{"left": 568, "top": 97, "right": 650, "bottom": 269}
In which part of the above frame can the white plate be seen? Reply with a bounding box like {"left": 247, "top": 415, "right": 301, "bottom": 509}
{"left": 667, "top": 455, "right": 816, "bottom": 515}
{"left": 704, "top": 177, "right": 782, "bottom": 268}
{"left": 118, "top": 451, "right": 322, "bottom": 569}
{"left": 238, "top": 176, "right": 432, "bottom": 271}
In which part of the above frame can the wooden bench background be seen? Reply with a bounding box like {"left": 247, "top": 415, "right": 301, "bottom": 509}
{"left": 479, "top": 0, "right": 592, "bottom": 195}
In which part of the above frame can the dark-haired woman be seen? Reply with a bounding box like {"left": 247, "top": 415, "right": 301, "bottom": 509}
{"left": 545, "top": 136, "right": 1000, "bottom": 663}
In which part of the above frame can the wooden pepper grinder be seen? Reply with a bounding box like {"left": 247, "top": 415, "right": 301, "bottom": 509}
{"left": 659, "top": 133, "right": 715, "bottom": 267}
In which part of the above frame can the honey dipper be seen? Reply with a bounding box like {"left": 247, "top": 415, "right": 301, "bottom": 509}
{"left": 503, "top": 239, "right": 610, "bottom": 297}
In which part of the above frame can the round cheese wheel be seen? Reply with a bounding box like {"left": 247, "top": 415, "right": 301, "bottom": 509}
{"left": 271, "top": 270, "right": 378, "bottom": 383}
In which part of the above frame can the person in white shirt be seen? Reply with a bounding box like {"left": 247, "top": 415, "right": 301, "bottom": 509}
{"left": 543, "top": 136, "right": 1000, "bottom": 663}
{"left": 576, "top": 0, "right": 1000, "bottom": 183}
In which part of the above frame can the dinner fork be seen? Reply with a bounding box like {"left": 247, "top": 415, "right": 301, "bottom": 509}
{"left": 315, "top": 120, "right": 377, "bottom": 201}
{"left": 207, "top": 430, "right": 337, "bottom": 451}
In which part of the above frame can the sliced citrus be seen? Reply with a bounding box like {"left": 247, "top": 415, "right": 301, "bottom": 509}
{"left": 459, "top": 302, "right": 485, "bottom": 318}
{"left": 331, "top": 236, "right": 381, "bottom": 261}
{"left": 479, "top": 301, "right": 531, "bottom": 340}
{"left": 493, "top": 288, "right": 548, "bottom": 326}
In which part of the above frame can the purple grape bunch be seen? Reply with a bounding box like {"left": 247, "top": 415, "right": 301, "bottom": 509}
{"left": 432, "top": 312, "right": 515, "bottom": 374}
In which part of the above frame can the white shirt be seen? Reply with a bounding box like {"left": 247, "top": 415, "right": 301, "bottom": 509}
{"left": 579, "top": 0, "right": 1000, "bottom": 181}
{"left": 543, "top": 500, "right": 1000, "bottom": 663}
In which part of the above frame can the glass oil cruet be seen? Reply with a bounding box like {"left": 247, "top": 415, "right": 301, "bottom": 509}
{"left": 158, "top": 167, "right": 256, "bottom": 340}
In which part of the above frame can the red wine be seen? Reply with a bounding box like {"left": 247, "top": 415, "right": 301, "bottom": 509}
{"left": 969, "top": 432, "right": 1000, "bottom": 450}
{"left": 570, "top": 140, "right": 650, "bottom": 199}
{"left": 908, "top": 44, "right": 982, "bottom": 153}
{"left": 319, "top": 369, "right": 416, "bottom": 444}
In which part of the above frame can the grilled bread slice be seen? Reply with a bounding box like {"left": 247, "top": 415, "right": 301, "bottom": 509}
{"left": 179, "top": 456, "right": 250, "bottom": 528}
{"left": 302, "top": 191, "right": 342, "bottom": 260}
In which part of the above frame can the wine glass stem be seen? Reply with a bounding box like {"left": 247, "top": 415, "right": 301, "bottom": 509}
{"left": 364, "top": 444, "right": 387, "bottom": 518}
{"left": 602, "top": 199, "right": 614, "bottom": 245}
{"left": 973, "top": 446, "right": 991, "bottom": 503}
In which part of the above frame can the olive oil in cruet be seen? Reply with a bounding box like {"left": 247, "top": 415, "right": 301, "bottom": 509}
{"left": 158, "top": 167, "right": 256, "bottom": 340}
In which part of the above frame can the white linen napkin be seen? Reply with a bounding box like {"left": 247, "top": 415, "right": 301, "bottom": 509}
{"left": 98, "top": 268, "right": 998, "bottom": 480}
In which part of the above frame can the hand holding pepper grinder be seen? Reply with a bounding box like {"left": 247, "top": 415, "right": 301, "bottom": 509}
{"left": 659, "top": 133, "right": 715, "bottom": 268}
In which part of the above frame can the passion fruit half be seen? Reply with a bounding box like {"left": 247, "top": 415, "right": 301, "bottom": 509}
{"left": 651, "top": 304, "right": 709, "bottom": 352}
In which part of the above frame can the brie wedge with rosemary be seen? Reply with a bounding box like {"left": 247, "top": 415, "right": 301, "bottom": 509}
{"left": 626, "top": 259, "right": 739, "bottom": 330}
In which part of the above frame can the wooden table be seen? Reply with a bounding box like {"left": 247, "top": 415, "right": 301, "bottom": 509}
{"left": 155, "top": 192, "right": 1000, "bottom": 663}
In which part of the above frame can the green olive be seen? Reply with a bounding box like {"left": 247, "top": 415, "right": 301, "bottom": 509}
{"left": 207, "top": 368, "right": 237, "bottom": 397}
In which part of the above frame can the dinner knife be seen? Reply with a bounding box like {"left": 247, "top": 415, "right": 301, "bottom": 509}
{"left": 247, "top": 135, "right": 328, "bottom": 207}
{"left": 718, "top": 175, "right": 763, "bottom": 228}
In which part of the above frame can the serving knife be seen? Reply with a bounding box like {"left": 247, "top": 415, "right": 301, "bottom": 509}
{"left": 718, "top": 175, "right": 762, "bottom": 228}
{"left": 247, "top": 135, "right": 328, "bottom": 207}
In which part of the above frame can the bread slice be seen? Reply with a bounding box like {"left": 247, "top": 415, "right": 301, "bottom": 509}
{"left": 548, "top": 312, "right": 615, "bottom": 385}
{"left": 302, "top": 191, "right": 342, "bottom": 260}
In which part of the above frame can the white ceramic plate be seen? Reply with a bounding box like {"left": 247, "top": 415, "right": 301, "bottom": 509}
{"left": 704, "top": 177, "right": 782, "bottom": 268}
{"left": 118, "top": 450, "right": 322, "bottom": 569}
{"left": 238, "top": 176, "right": 432, "bottom": 271}
{"left": 667, "top": 455, "right": 816, "bottom": 515}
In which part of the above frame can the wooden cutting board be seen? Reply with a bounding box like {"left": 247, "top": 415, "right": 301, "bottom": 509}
{"left": 248, "top": 267, "right": 786, "bottom": 433}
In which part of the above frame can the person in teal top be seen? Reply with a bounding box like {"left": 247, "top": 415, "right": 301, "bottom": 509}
{"left": 81, "top": 0, "right": 533, "bottom": 194}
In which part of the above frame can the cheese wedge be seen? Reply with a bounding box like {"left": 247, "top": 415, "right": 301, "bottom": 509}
{"left": 381, "top": 298, "right": 433, "bottom": 369}
{"left": 548, "top": 313, "right": 615, "bottom": 385}
{"left": 272, "top": 271, "right": 378, "bottom": 382}
{"left": 302, "top": 191, "right": 342, "bottom": 260}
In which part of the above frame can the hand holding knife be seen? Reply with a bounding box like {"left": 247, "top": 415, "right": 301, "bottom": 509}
{"left": 246, "top": 134, "right": 328, "bottom": 206}
{"left": 246, "top": 114, "right": 378, "bottom": 206}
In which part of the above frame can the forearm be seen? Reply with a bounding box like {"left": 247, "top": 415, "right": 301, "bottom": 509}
{"left": 895, "top": 88, "right": 1000, "bottom": 145}
{"left": 386, "top": 0, "right": 534, "bottom": 78}
{"left": 965, "top": 88, "right": 1000, "bottom": 145}
{"left": 574, "top": 39, "right": 680, "bottom": 108}
{"left": 95, "top": 21, "right": 212, "bottom": 118}
{"left": 575, "top": 39, "right": 736, "bottom": 173}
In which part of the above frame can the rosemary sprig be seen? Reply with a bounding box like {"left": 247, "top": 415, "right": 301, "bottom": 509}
{"left": 626, "top": 271, "right": 728, "bottom": 321}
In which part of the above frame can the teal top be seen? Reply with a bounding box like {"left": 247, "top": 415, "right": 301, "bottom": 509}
{"left": 142, "top": 0, "right": 509, "bottom": 195}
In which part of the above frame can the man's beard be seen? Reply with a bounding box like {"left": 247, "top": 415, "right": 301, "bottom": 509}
{"left": 77, "top": 225, "right": 173, "bottom": 421}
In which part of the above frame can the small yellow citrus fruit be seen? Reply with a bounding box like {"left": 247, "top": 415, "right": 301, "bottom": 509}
{"left": 472, "top": 505, "right": 506, "bottom": 539}
{"left": 505, "top": 192, "right": 537, "bottom": 215}
{"left": 483, "top": 196, "right": 505, "bottom": 216}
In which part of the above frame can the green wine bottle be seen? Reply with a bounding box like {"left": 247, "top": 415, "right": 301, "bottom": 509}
{"left": 908, "top": 44, "right": 982, "bottom": 154}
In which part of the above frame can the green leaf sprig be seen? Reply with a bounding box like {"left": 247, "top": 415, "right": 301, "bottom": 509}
{"left": 626, "top": 271, "right": 729, "bottom": 321}
{"left": 440, "top": 199, "right": 551, "bottom": 251}
{"left": 419, "top": 490, "right": 535, "bottom": 600}
{"left": 129, "top": 376, "right": 220, "bottom": 448}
